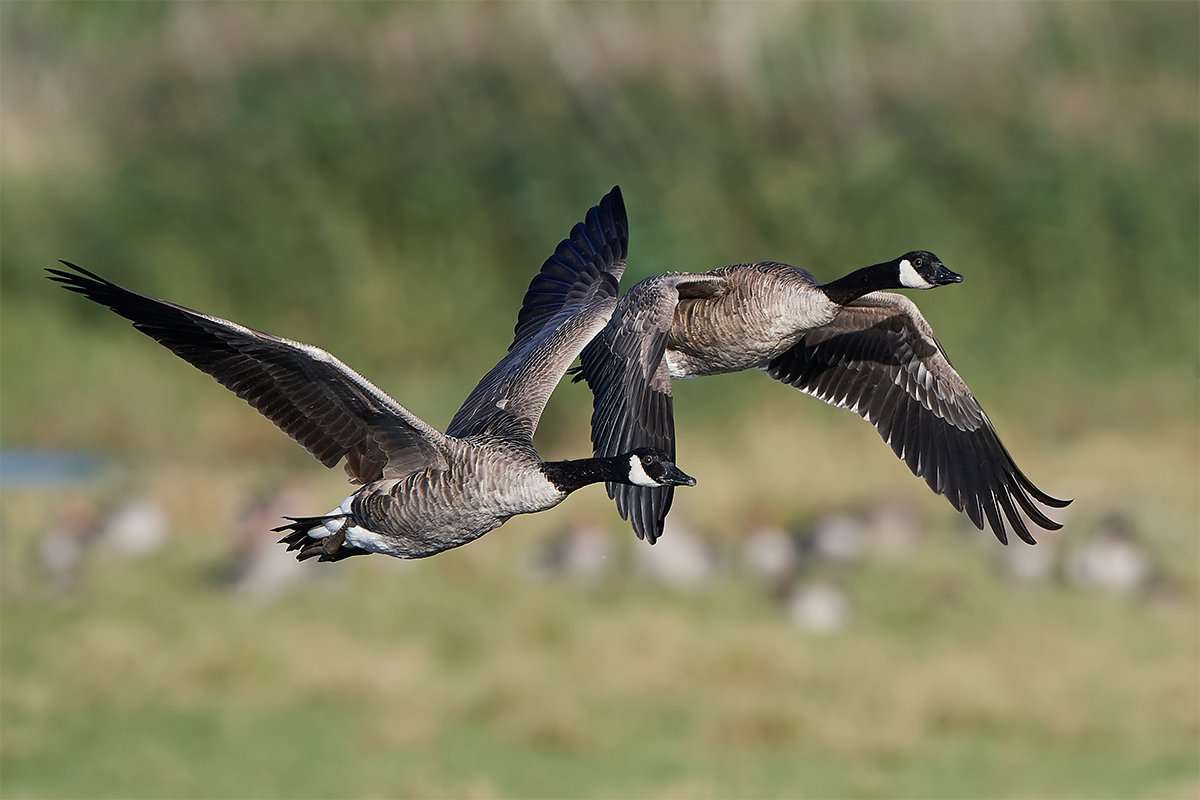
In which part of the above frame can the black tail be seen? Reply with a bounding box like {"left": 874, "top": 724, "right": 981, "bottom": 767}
{"left": 270, "top": 514, "right": 368, "bottom": 562}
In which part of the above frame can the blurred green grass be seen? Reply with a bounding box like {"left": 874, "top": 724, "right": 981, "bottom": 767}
{"left": 2, "top": 1, "right": 1197, "bottom": 452}
{"left": 1, "top": 2, "right": 1198, "bottom": 798}
{"left": 3, "top": 463, "right": 1198, "bottom": 799}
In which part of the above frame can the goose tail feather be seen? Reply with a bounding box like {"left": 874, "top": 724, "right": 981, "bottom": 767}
{"left": 270, "top": 514, "right": 368, "bottom": 562}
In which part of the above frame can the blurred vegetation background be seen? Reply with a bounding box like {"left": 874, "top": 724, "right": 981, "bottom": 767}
{"left": 1, "top": 2, "right": 1197, "bottom": 798}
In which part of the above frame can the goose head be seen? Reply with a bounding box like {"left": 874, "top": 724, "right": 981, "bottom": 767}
{"left": 821, "top": 251, "right": 963, "bottom": 305}
{"left": 894, "top": 250, "right": 962, "bottom": 290}
{"left": 623, "top": 448, "right": 697, "bottom": 487}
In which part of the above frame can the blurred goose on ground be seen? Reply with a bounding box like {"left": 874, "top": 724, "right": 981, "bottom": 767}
{"left": 49, "top": 187, "right": 696, "bottom": 562}
{"left": 1065, "top": 512, "right": 1152, "bottom": 595}
{"left": 529, "top": 524, "right": 613, "bottom": 585}
{"left": 573, "top": 253, "right": 1071, "bottom": 545}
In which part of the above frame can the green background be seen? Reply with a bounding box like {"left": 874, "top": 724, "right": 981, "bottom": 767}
{"left": 2, "top": 3, "right": 1197, "bottom": 798}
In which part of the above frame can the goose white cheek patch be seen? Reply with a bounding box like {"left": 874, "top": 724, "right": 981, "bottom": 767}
{"left": 628, "top": 455, "right": 660, "bottom": 487}
{"left": 899, "top": 259, "right": 934, "bottom": 289}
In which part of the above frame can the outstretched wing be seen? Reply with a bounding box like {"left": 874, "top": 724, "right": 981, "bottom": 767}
{"left": 447, "top": 186, "right": 628, "bottom": 441}
{"left": 765, "top": 291, "right": 1071, "bottom": 544}
{"left": 575, "top": 272, "right": 727, "bottom": 543}
{"left": 49, "top": 262, "right": 449, "bottom": 483}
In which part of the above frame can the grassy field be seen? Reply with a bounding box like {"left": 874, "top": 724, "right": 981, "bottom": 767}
{"left": 2, "top": 387, "right": 1197, "bottom": 798}
{"left": 3, "top": 427, "right": 1198, "bottom": 800}
{"left": 2, "top": 2, "right": 1198, "bottom": 798}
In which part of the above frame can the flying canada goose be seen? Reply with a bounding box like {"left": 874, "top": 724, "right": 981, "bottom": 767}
{"left": 48, "top": 187, "right": 696, "bottom": 562}
{"left": 574, "top": 253, "right": 1071, "bottom": 545}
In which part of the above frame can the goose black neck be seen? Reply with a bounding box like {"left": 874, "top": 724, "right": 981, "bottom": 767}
{"left": 820, "top": 261, "right": 897, "bottom": 306}
{"left": 542, "top": 456, "right": 627, "bottom": 494}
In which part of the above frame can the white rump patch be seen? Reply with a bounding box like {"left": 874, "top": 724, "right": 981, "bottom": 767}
{"left": 344, "top": 524, "right": 398, "bottom": 555}
{"left": 309, "top": 494, "right": 356, "bottom": 539}
{"left": 628, "top": 455, "right": 660, "bottom": 487}
{"left": 899, "top": 259, "right": 934, "bottom": 289}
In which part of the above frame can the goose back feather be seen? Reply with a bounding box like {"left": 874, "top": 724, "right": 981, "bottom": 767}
{"left": 666, "top": 263, "right": 836, "bottom": 376}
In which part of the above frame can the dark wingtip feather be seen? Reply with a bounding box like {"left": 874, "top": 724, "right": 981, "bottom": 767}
{"left": 992, "top": 437, "right": 1074, "bottom": 509}
{"left": 602, "top": 185, "right": 628, "bottom": 254}
{"left": 59, "top": 259, "right": 91, "bottom": 274}
{"left": 502, "top": 185, "right": 630, "bottom": 355}
{"left": 51, "top": 260, "right": 110, "bottom": 285}
{"left": 1036, "top": 492, "right": 1073, "bottom": 509}
{"left": 997, "top": 489, "right": 1037, "bottom": 545}
{"left": 1014, "top": 477, "right": 1072, "bottom": 509}
{"left": 1006, "top": 474, "right": 1066, "bottom": 532}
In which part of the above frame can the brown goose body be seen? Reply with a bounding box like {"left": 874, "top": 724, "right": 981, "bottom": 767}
{"left": 332, "top": 438, "right": 551, "bottom": 559}
{"left": 578, "top": 256, "right": 1071, "bottom": 546}
{"left": 666, "top": 262, "right": 834, "bottom": 376}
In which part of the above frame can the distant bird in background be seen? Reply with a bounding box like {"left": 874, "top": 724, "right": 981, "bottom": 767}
{"left": 50, "top": 186, "right": 696, "bottom": 562}
{"left": 575, "top": 253, "right": 1071, "bottom": 545}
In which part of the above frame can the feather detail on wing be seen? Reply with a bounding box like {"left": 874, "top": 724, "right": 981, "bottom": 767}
{"left": 48, "top": 261, "right": 448, "bottom": 483}
{"left": 765, "top": 291, "right": 1071, "bottom": 544}
{"left": 576, "top": 272, "right": 727, "bottom": 542}
{"left": 447, "top": 186, "right": 628, "bottom": 441}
